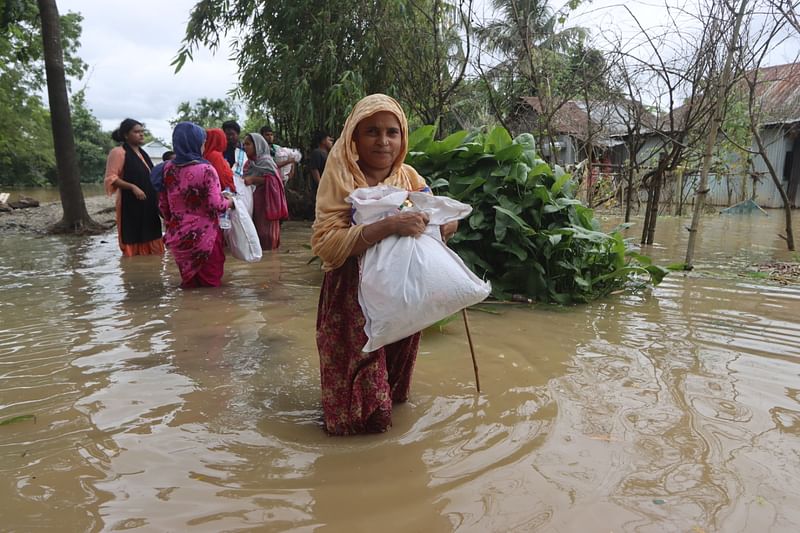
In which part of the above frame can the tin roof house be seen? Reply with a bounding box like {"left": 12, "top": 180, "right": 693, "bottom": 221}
{"left": 740, "top": 63, "right": 800, "bottom": 208}
{"left": 507, "top": 96, "right": 658, "bottom": 172}
{"left": 141, "top": 140, "right": 171, "bottom": 165}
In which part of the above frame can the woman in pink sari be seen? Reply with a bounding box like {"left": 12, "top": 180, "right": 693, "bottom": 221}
{"left": 159, "top": 122, "right": 233, "bottom": 288}
{"left": 242, "top": 132, "right": 287, "bottom": 250}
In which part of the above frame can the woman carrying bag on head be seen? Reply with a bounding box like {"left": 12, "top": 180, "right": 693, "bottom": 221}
{"left": 104, "top": 118, "right": 164, "bottom": 256}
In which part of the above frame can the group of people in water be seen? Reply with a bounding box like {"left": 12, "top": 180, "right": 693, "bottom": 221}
{"left": 104, "top": 119, "right": 297, "bottom": 285}
{"left": 103, "top": 94, "right": 459, "bottom": 436}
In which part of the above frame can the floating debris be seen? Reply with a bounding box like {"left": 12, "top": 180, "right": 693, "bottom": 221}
{"left": 0, "top": 414, "right": 36, "bottom": 426}
{"left": 745, "top": 262, "right": 800, "bottom": 284}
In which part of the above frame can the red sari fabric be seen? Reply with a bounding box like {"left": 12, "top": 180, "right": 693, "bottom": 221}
{"left": 316, "top": 256, "right": 420, "bottom": 435}
{"left": 264, "top": 172, "right": 288, "bottom": 220}
{"left": 181, "top": 229, "right": 225, "bottom": 288}
{"left": 252, "top": 181, "right": 282, "bottom": 250}
{"left": 204, "top": 129, "right": 236, "bottom": 192}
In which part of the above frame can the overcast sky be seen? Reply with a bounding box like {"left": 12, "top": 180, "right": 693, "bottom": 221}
{"left": 59, "top": 0, "right": 799, "bottom": 143}
{"left": 59, "top": 0, "right": 239, "bottom": 142}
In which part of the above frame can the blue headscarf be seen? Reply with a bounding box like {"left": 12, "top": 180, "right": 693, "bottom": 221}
{"left": 172, "top": 122, "right": 209, "bottom": 166}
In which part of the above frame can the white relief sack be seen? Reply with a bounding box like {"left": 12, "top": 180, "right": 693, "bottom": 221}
{"left": 232, "top": 173, "right": 254, "bottom": 218}
{"left": 231, "top": 147, "right": 254, "bottom": 217}
{"left": 275, "top": 146, "right": 302, "bottom": 183}
{"left": 347, "top": 185, "right": 491, "bottom": 353}
{"left": 224, "top": 195, "right": 262, "bottom": 262}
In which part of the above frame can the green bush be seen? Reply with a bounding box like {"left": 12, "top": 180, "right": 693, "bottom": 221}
{"left": 406, "top": 126, "right": 667, "bottom": 304}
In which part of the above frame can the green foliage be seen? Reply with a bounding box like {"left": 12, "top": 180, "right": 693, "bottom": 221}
{"left": 0, "top": 1, "right": 86, "bottom": 186}
{"left": 170, "top": 97, "right": 239, "bottom": 129}
{"left": 378, "top": 0, "right": 469, "bottom": 128}
{"left": 71, "top": 89, "right": 113, "bottom": 183}
{"left": 176, "top": 0, "right": 471, "bottom": 148}
{"left": 474, "top": 0, "right": 608, "bottom": 126}
{"left": 0, "top": 76, "right": 54, "bottom": 185}
{"left": 407, "top": 126, "right": 668, "bottom": 303}
{"left": 175, "top": 0, "right": 392, "bottom": 149}
{"left": 715, "top": 90, "right": 753, "bottom": 176}
{"left": 242, "top": 106, "right": 270, "bottom": 137}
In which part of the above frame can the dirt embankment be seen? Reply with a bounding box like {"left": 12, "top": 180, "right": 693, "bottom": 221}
{"left": 0, "top": 195, "right": 116, "bottom": 235}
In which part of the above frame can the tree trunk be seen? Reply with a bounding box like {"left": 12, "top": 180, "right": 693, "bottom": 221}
{"left": 645, "top": 170, "right": 663, "bottom": 244}
{"left": 585, "top": 146, "right": 594, "bottom": 206}
{"left": 675, "top": 168, "right": 684, "bottom": 215}
{"left": 640, "top": 175, "right": 655, "bottom": 245}
{"left": 625, "top": 165, "right": 635, "bottom": 223}
{"left": 684, "top": 0, "right": 748, "bottom": 269}
{"left": 38, "top": 0, "right": 100, "bottom": 233}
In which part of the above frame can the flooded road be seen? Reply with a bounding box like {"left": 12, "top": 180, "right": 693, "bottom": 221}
{"left": 1, "top": 212, "right": 799, "bottom": 532}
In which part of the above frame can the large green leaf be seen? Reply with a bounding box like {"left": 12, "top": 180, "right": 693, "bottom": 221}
{"left": 513, "top": 132, "right": 537, "bottom": 152}
{"left": 437, "top": 130, "right": 469, "bottom": 152}
{"left": 551, "top": 172, "right": 572, "bottom": 194}
{"left": 494, "top": 206, "right": 535, "bottom": 234}
{"left": 407, "top": 125, "right": 436, "bottom": 152}
{"left": 495, "top": 143, "right": 524, "bottom": 162}
{"left": 486, "top": 126, "right": 513, "bottom": 152}
{"left": 469, "top": 209, "right": 486, "bottom": 230}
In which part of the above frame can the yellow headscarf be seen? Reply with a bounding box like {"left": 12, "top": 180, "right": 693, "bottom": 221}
{"left": 311, "top": 94, "right": 428, "bottom": 271}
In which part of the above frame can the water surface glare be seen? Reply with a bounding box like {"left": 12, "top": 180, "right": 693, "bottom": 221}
{"left": 1, "top": 215, "right": 799, "bottom": 532}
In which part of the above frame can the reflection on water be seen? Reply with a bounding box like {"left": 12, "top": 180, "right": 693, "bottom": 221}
{"left": 1, "top": 214, "right": 800, "bottom": 532}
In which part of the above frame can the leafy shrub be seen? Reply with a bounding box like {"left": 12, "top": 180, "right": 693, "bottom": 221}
{"left": 406, "top": 126, "right": 667, "bottom": 304}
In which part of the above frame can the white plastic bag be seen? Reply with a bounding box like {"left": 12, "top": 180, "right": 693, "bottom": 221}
{"left": 224, "top": 195, "right": 262, "bottom": 262}
{"left": 232, "top": 173, "right": 254, "bottom": 218}
{"left": 348, "top": 185, "right": 491, "bottom": 352}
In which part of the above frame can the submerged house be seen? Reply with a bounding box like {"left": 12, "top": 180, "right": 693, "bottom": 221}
{"left": 510, "top": 63, "right": 800, "bottom": 209}
{"left": 659, "top": 63, "right": 800, "bottom": 209}
{"left": 507, "top": 96, "right": 658, "bottom": 173}
{"left": 735, "top": 63, "right": 800, "bottom": 208}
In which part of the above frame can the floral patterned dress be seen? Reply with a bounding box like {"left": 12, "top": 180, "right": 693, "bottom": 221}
{"left": 316, "top": 256, "right": 421, "bottom": 435}
{"left": 159, "top": 162, "right": 229, "bottom": 287}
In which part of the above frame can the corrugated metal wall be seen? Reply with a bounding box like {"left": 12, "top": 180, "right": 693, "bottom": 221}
{"left": 683, "top": 129, "right": 791, "bottom": 208}
{"left": 630, "top": 128, "right": 796, "bottom": 208}
{"left": 750, "top": 128, "right": 791, "bottom": 207}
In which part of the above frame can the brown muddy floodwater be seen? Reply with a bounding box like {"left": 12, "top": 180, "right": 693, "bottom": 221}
{"left": 1, "top": 212, "right": 800, "bottom": 532}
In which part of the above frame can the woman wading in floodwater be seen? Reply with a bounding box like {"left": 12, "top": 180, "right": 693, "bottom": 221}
{"left": 311, "top": 94, "right": 458, "bottom": 435}
{"left": 104, "top": 118, "right": 164, "bottom": 256}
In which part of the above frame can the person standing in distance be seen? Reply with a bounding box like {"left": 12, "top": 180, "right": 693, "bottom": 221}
{"left": 222, "top": 120, "right": 245, "bottom": 176}
{"left": 309, "top": 130, "right": 333, "bottom": 195}
{"left": 103, "top": 118, "right": 164, "bottom": 256}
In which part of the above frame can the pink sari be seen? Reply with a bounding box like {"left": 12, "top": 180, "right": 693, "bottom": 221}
{"left": 159, "top": 162, "right": 229, "bottom": 287}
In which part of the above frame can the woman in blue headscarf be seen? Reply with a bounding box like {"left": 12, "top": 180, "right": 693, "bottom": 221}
{"left": 158, "top": 122, "right": 234, "bottom": 288}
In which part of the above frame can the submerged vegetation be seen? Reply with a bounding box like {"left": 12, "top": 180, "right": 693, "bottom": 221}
{"left": 407, "top": 126, "right": 668, "bottom": 303}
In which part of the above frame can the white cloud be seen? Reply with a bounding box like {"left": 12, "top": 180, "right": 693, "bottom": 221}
{"left": 60, "top": 0, "right": 240, "bottom": 142}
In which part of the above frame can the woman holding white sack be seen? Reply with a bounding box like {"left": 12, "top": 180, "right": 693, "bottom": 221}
{"left": 311, "top": 94, "right": 458, "bottom": 436}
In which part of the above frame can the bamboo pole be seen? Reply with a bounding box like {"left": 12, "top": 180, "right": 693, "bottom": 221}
{"left": 462, "top": 309, "right": 481, "bottom": 393}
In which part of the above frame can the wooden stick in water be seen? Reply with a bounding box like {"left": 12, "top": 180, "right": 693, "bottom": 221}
{"left": 462, "top": 308, "right": 481, "bottom": 393}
